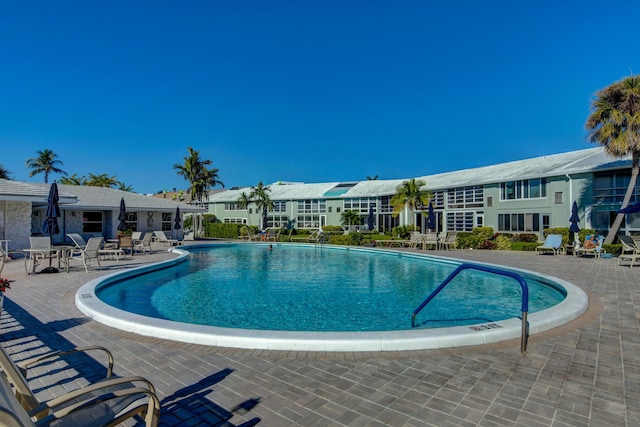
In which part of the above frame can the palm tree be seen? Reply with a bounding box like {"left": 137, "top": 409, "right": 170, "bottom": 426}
{"left": 249, "top": 181, "right": 274, "bottom": 229}
{"left": 117, "top": 182, "right": 134, "bottom": 192}
{"left": 390, "top": 178, "right": 431, "bottom": 226}
{"left": 586, "top": 75, "right": 640, "bottom": 243}
{"left": 173, "top": 147, "right": 224, "bottom": 237}
{"left": 366, "top": 175, "right": 379, "bottom": 180}
{"left": 84, "top": 173, "right": 119, "bottom": 188}
{"left": 58, "top": 174, "right": 85, "bottom": 185}
{"left": 0, "top": 165, "right": 12, "bottom": 180}
{"left": 26, "top": 149, "right": 67, "bottom": 183}
{"left": 236, "top": 191, "right": 253, "bottom": 226}
{"left": 341, "top": 209, "right": 362, "bottom": 231}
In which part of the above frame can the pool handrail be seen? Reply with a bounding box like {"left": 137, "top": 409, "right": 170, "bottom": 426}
{"left": 411, "top": 262, "right": 530, "bottom": 353}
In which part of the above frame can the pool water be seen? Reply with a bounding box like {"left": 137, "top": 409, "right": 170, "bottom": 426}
{"left": 96, "top": 244, "right": 566, "bottom": 332}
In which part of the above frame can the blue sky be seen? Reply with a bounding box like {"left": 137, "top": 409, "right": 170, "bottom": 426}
{"left": 1, "top": 1, "right": 639, "bottom": 195}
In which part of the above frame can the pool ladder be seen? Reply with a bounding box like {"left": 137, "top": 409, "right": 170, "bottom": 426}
{"left": 411, "top": 263, "right": 530, "bottom": 353}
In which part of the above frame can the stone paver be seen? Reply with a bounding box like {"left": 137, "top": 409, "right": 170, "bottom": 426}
{"left": 0, "top": 242, "right": 637, "bottom": 426}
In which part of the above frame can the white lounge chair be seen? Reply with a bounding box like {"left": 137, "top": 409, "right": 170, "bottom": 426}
{"left": 153, "top": 230, "right": 181, "bottom": 246}
{"left": 69, "top": 237, "right": 103, "bottom": 272}
{"left": 536, "top": 234, "right": 564, "bottom": 255}
{"left": 575, "top": 234, "right": 606, "bottom": 258}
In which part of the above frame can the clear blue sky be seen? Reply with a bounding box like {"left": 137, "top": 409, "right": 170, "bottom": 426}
{"left": 2, "top": 1, "right": 639, "bottom": 194}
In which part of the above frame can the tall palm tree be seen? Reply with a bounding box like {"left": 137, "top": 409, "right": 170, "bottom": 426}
{"left": 173, "top": 147, "right": 224, "bottom": 237}
{"left": 26, "top": 149, "right": 67, "bottom": 183}
{"left": 390, "top": 178, "right": 431, "bottom": 226}
{"left": 236, "top": 191, "right": 253, "bottom": 226}
{"left": 58, "top": 174, "right": 85, "bottom": 185}
{"left": 84, "top": 173, "right": 119, "bottom": 188}
{"left": 366, "top": 175, "right": 379, "bottom": 180}
{"left": 586, "top": 75, "right": 640, "bottom": 243}
{"left": 249, "top": 181, "right": 273, "bottom": 229}
{"left": 0, "top": 165, "right": 12, "bottom": 180}
{"left": 341, "top": 209, "right": 362, "bottom": 230}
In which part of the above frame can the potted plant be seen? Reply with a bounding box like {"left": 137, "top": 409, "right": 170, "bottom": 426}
{"left": 0, "top": 276, "right": 10, "bottom": 312}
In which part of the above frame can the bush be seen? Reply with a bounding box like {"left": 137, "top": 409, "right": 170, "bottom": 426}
{"left": 495, "top": 235, "right": 511, "bottom": 250}
{"left": 206, "top": 223, "right": 243, "bottom": 238}
{"left": 513, "top": 233, "right": 538, "bottom": 242}
{"left": 392, "top": 225, "right": 419, "bottom": 239}
{"left": 455, "top": 232, "right": 474, "bottom": 249}
{"left": 603, "top": 244, "right": 622, "bottom": 256}
{"left": 477, "top": 239, "right": 497, "bottom": 250}
{"left": 545, "top": 227, "right": 570, "bottom": 245}
{"left": 327, "top": 233, "right": 364, "bottom": 246}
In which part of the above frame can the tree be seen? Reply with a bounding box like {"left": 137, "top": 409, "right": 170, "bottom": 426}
{"left": 586, "top": 75, "right": 640, "bottom": 244}
{"left": 366, "top": 175, "right": 379, "bottom": 180}
{"left": 26, "top": 149, "right": 67, "bottom": 183}
{"left": 58, "top": 174, "right": 85, "bottom": 185}
{"left": 173, "top": 147, "right": 224, "bottom": 237}
{"left": 341, "top": 209, "right": 362, "bottom": 230}
{"left": 236, "top": 191, "right": 253, "bottom": 226}
{"left": 117, "top": 182, "right": 134, "bottom": 192}
{"left": 390, "top": 178, "right": 431, "bottom": 225}
{"left": 84, "top": 173, "right": 119, "bottom": 188}
{"left": 249, "top": 181, "right": 274, "bottom": 229}
{"left": 0, "top": 165, "right": 12, "bottom": 180}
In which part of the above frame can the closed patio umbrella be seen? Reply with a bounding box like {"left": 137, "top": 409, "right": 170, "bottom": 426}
{"left": 41, "top": 182, "right": 60, "bottom": 273}
{"left": 117, "top": 197, "right": 128, "bottom": 232}
{"left": 569, "top": 200, "right": 580, "bottom": 250}
{"left": 427, "top": 201, "right": 436, "bottom": 231}
{"left": 174, "top": 206, "right": 182, "bottom": 240}
{"left": 367, "top": 205, "right": 375, "bottom": 245}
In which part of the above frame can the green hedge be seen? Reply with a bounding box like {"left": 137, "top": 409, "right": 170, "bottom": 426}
{"left": 206, "top": 223, "right": 243, "bottom": 238}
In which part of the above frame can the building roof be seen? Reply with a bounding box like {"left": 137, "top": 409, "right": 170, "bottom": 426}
{"left": 208, "top": 147, "right": 633, "bottom": 202}
{"left": 0, "top": 179, "right": 77, "bottom": 204}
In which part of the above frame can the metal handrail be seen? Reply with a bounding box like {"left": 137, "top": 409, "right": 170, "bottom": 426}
{"left": 411, "top": 263, "right": 530, "bottom": 353}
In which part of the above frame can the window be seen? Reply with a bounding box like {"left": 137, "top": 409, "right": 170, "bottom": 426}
{"left": 500, "top": 179, "right": 547, "bottom": 200}
{"left": 270, "top": 201, "right": 287, "bottom": 213}
{"left": 224, "top": 203, "right": 238, "bottom": 211}
{"left": 344, "top": 198, "right": 376, "bottom": 213}
{"left": 125, "top": 212, "right": 138, "bottom": 231}
{"left": 82, "top": 211, "right": 103, "bottom": 233}
{"left": 297, "top": 200, "right": 326, "bottom": 214}
{"left": 267, "top": 215, "right": 289, "bottom": 228}
{"left": 446, "top": 211, "right": 474, "bottom": 231}
{"left": 296, "top": 215, "right": 322, "bottom": 228}
{"left": 224, "top": 218, "right": 246, "bottom": 224}
{"left": 594, "top": 171, "right": 640, "bottom": 204}
{"left": 498, "top": 213, "right": 547, "bottom": 232}
{"left": 161, "top": 212, "right": 172, "bottom": 231}
{"left": 447, "top": 186, "right": 483, "bottom": 208}
{"left": 555, "top": 192, "right": 563, "bottom": 204}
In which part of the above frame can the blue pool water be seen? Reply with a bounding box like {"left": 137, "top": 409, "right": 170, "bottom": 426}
{"left": 96, "top": 244, "right": 566, "bottom": 332}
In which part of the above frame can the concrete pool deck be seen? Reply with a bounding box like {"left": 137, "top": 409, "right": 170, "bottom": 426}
{"left": 0, "top": 242, "right": 636, "bottom": 425}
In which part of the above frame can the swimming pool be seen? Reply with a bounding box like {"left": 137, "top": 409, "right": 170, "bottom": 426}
{"left": 76, "top": 243, "right": 589, "bottom": 351}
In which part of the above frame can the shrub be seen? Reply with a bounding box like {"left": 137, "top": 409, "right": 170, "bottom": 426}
{"left": 477, "top": 239, "right": 497, "bottom": 250}
{"left": 392, "top": 225, "right": 418, "bottom": 239}
{"left": 513, "top": 233, "right": 538, "bottom": 242}
{"left": 603, "top": 244, "right": 622, "bottom": 256}
{"left": 495, "top": 235, "right": 512, "bottom": 250}
{"left": 455, "top": 232, "right": 474, "bottom": 249}
{"left": 511, "top": 241, "right": 540, "bottom": 251}
{"left": 327, "top": 233, "right": 363, "bottom": 246}
{"left": 545, "top": 227, "right": 570, "bottom": 245}
{"left": 206, "top": 223, "right": 242, "bottom": 238}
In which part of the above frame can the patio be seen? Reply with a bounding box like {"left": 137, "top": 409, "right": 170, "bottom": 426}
{"left": 0, "top": 244, "right": 637, "bottom": 426}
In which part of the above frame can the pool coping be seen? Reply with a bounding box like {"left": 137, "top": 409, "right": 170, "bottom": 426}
{"left": 75, "top": 243, "right": 589, "bottom": 352}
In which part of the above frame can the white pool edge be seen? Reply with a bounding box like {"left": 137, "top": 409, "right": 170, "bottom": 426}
{"left": 75, "top": 245, "right": 589, "bottom": 352}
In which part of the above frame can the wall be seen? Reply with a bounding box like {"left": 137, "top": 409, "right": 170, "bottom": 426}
{"left": 6, "top": 201, "right": 32, "bottom": 251}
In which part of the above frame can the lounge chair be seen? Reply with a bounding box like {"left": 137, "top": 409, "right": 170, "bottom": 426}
{"left": 290, "top": 230, "right": 321, "bottom": 243}
{"left": 575, "top": 234, "right": 606, "bottom": 258}
{"left": 183, "top": 231, "right": 195, "bottom": 241}
{"left": 266, "top": 229, "right": 281, "bottom": 242}
{"left": 68, "top": 237, "right": 103, "bottom": 272}
{"left": 619, "top": 235, "right": 640, "bottom": 254}
{"left": 0, "top": 343, "right": 160, "bottom": 426}
{"left": 535, "top": 234, "right": 564, "bottom": 255}
{"left": 153, "top": 230, "right": 181, "bottom": 246}
{"left": 66, "top": 233, "right": 87, "bottom": 253}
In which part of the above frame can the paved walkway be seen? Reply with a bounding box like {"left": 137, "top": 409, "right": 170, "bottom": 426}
{"left": 0, "top": 243, "right": 638, "bottom": 426}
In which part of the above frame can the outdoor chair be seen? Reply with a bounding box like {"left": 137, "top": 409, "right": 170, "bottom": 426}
{"left": 422, "top": 231, "right": 438, "bottom": 250}
{"left": 134, "top": 232, "right": 153, "bottom": 254}
{"left": 153, "top": 230, "right": 181, "bottom": 246}
{"left": 0, "top": 343, "right": 160, "bottom": 426}
{"left": 575, "top": 234, "right": 606, "bottom": 258}
{"left": 266, "top": 229, "right": 281, "bottom": 242}
{"left": 68, "top": 236, "right": 103, "bottom": 272}
{"left": 440, "top": 231, "right": 458, "bottom": 250}
{"left": 535, "top": 234, "right": 564, "bottom": 255}
{"left": 24, "top": 237, "right": 59, "bottom": 275}
{"left": 619, "top": 235, "right": 640, "bottom": 255}
{"left": 66, "top": 233, "right": 87, "bottom": 256}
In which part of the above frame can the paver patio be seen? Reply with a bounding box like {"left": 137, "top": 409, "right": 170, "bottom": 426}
{"left": 0, "top": 242, "right": 637, "bottom": 426}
